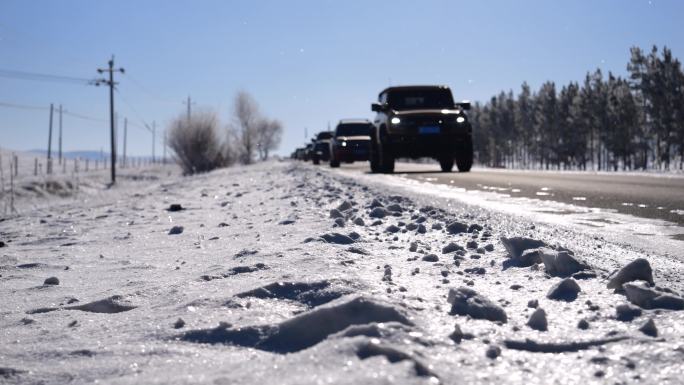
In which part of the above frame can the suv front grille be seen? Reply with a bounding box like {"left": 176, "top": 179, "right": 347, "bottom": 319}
{"left": 398, "top": 116, "right": 441, "bottom": 126}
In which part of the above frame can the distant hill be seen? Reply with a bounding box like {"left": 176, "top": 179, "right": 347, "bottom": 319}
{"left": 28, "top": 149, "right": 153, "bottom": 161}
{"left": 28, "top": 149, "right": 108, "bottom": 161}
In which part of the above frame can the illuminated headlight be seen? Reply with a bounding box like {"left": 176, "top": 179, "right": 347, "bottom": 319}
{"left": 341, "top": 141, "right": 347, "bottom": 147}
{"left": 456, "top": 116, "right": 466, "bottom": 124}
{"left": 391, "top": 117, "right": 401, "bottom": 125}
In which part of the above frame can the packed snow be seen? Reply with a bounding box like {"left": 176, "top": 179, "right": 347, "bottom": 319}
{"left": 1, "top": 160, "right": 684, "bottom": 384}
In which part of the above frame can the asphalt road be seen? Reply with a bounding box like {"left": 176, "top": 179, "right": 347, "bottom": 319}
{"left": 333, "top": 161, "right": 684, "bottom": 228}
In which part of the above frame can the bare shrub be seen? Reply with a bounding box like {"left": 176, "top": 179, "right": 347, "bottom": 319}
{"left": 168, "top": 111, "right": 230, "bottom": 174}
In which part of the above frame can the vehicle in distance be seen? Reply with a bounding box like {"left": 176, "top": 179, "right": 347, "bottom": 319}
{"left": 303, "top": 143, "right": 314, "bottom": 161}
{"left": 293, "top": 147, "right": 306, "bottom": 160}
{"left": 312, "top": 131, "right": 333, "bottom": 165}
{"left": 370, "top": 85, "right": 473, "bottom": 173}
{"left": 329, "top": 119, "right": 372, "bottom": 168}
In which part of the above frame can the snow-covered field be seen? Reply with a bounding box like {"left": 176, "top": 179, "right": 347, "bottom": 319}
{"left": 1, "top": 161, "right": 683, "bottom": 384}
{"left": 0, "top": 148, "right": 178, "bottom": 215}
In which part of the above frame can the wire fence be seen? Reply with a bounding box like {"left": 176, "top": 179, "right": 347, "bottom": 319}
{"left": 0, "top": 152, "right": 172, "bottom": 215}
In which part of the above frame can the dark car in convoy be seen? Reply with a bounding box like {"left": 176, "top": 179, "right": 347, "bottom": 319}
{"left": 293, "top": 147, "right": 306, "bottom": 160}
{"left": 329, "top": 119, "right": 372, "bottom": 168}
{"left": 312, "top": 131, "right": 333, "bottom": 165}
{"left": 369, "top": 85, "right": 473, "bottom": 173}
{"left": 303, "top": 143, "right": 314, "bottom": 161}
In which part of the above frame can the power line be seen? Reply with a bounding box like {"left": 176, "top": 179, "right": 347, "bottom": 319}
{"left": 62, "top": 110, "right": 108, "bottom": 123}
{"left": 0, "top": 101, "right": 49, "bottom": 111}
{"left": 114, "top": 87, "right": 154, "bottom": 133}
{"left": 0, "top": 68, "right": 97, "bottom": 85}
{"left": 0, "top": 100, "right": 108, "bottom": 122}
{"left": 121, "top": 72, "right": 179, "bottom": 105}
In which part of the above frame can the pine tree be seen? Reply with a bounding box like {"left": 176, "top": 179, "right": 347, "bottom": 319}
{"left": 627, "top": 46, "right": 650, "bottom": 169}
{"left": 606, "top": 74, "right": 638, "bottom": 170}
{"left": 557, "top": 83, "right": 579, "bottom": 169}
{"left": 515, "top": 82, "right": 535, "bottom": 167}
{"left": 570, "top": 83, "right": 589, "bottom": 169}
{"left": 473, "top": 46, "right": 682, "bottom": 170}
{"left": 534, "top": 82, "right": 557, "bottom": 169}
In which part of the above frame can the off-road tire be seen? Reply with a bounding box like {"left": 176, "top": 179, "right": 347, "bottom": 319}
{"left": 456, "top": 138, "right": 473, "bottom": 172}
{"left": 439, "top": 157, "right": 454, "bottom": 172}
{"left": 370, "top": 139, "right": 381, "bottom": 173}
{"left": 378, "top": 141, "right": 395, "bottom": 173}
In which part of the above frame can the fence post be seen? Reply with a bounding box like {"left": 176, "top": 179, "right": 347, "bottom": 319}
{"left": 9, "top": 157, "right": 16, "bottom": 213}
{"left": 13, "top": 154, "right": 18, "bottom": 177}
{"left": 34, "top": 158, "right": 38, "bottom": 176}
{"left": 0, "top": 154, "right": 4, "bottom": 193}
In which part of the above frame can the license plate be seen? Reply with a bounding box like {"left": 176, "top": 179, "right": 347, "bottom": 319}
{"left": 419, "top": 126, "right": 440, "bottom": 134}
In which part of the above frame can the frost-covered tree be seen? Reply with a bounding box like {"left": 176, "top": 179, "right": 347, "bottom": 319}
{"left": 233, "top": 91, "right": 260, "bottom": 164}
{"left": 256, "top": 118, "right": 283, "bottom": 161}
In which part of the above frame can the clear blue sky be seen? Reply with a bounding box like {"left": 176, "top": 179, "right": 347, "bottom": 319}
{"left": 1, "top": 0, "right": 683, "bottom": 156}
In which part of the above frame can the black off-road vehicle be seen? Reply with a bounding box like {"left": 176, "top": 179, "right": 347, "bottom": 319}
{"left": 303, "top": 143, "right": 314, "bottom": 162}
{"left": 312, "top": 131, "right": 333, "bottom": 165}
{"left": 370, "top": 85, "right": 473, "bottom": 173}
{"left": 293, "top": 147, "right": 306, "bottom": 160}
{"left": 329, "top": 119, "right": 372, "bottom": 168}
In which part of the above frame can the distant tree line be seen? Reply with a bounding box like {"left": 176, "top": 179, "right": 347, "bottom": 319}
{"left": 168, "top": 91, "right": 283, "bottom": 174}
{"left": 470, "top": 46, "right": 684, "bottom": 171}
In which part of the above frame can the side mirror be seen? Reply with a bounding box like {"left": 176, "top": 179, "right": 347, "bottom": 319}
{"left": 371, "top": 103, "right": 384, "bottom": 112}
{"left": 456, "top": 101, "right": 471, "bottom": 111}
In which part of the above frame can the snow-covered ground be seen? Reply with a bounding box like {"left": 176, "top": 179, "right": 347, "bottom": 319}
{"left": 1, "top": 161, "right": 683, "bottom": 384}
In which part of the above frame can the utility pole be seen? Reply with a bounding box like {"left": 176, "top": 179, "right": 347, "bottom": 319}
{"left": 114, "top": 112, "right": 119, "bottom": 165}
{"left": 47, "top": 103, "right": 54, "bottom": 174}
{"left": 163, "top": 129, "right": 167, "bottom": 164}
{"left": 58, "top": 104, "right": 63, "bottom": 165}
{"left": 152, "top": 120, "right": 156, "bottom": 164}
{"left": 123, "top": 118, "right": 127, "bottom": 168}
{"left": 97, "top": 56, "right": 124, "bottom": 184}
{"left": 183, "top": 95, "right": 195, "bottom": 123}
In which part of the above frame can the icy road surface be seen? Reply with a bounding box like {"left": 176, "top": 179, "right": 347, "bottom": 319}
{"left": 331, "top": 162, "right": 684, "bottom": 259}
{"left": 334, "top": 162, "right": 684, "bottom": 227}
{"left": 1, "top": 161, "right": 683, "bottom": 384}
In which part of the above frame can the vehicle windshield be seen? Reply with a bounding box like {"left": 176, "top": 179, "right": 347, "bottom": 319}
{"left": 336, "top": 123, "right": 370, "bottom": 137}
{"left": 387, "top": 89, "right": 454, "bottom": 110}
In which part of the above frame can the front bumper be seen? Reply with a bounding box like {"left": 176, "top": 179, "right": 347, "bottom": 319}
{"left": 333, "top": 141, "right": 370, "bottom": 161}
{"left": 314, "top": 150, "right": 330, "bottom": 161}
{"left": 386, "top": 129, "right": 471, "bottom": 158}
